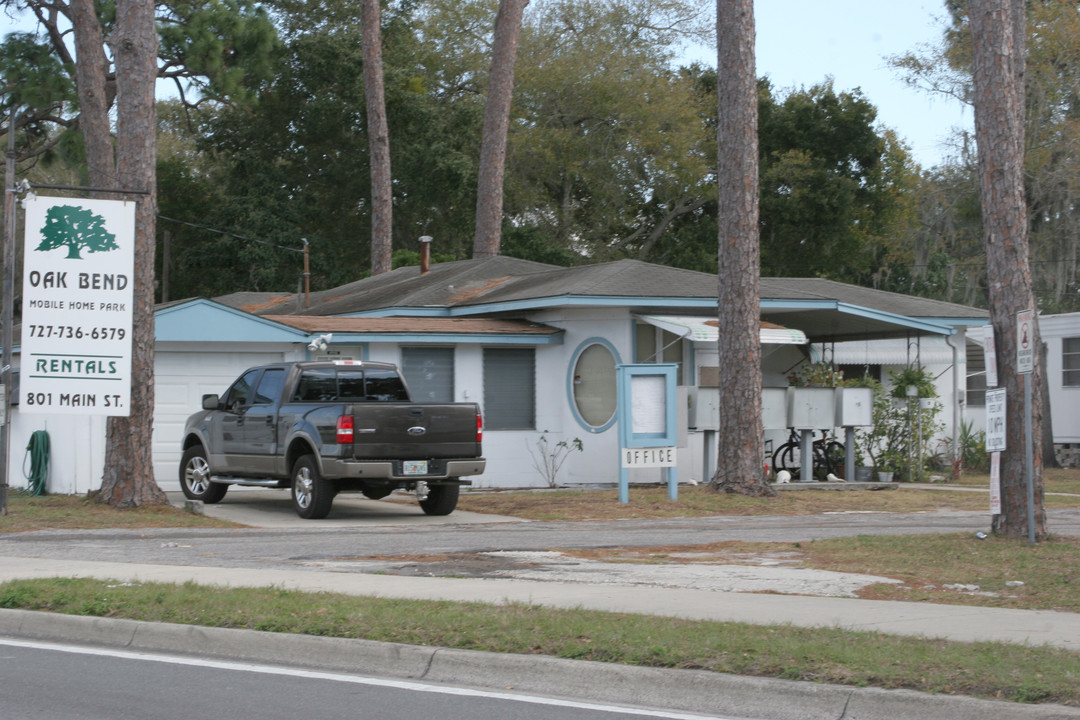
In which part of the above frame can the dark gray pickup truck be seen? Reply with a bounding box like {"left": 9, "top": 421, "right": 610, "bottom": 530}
{"left": 179, "top": 360, "right": 485, "bottom": 519}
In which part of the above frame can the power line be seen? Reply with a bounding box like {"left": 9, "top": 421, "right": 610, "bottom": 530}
{"left": 157, "top": 215, "right": 306, "bottom": 254}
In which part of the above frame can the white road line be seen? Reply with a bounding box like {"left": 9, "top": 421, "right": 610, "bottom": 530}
{"left": 0, "top": 637, "right": 731, "bottom": 720}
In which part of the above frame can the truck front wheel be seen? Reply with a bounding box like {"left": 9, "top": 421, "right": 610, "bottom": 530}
{"left": 291, "top": 455, "right": 334, "bottom": 519}
{"left": 180, "top": 445, "right": 228, "bottom": 504}
{"left": 419, "top": 482, "right": 459, "bottom": 516}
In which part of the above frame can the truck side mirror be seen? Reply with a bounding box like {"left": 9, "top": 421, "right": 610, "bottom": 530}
{"left": 202, "top": 394, "right": 220, "bottom": 411}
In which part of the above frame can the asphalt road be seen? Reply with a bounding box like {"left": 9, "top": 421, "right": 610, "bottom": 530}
{"left": 0, "top": 637, "right": 724, "bottom": 720}
{"left": 2, "top": 508, "right": 1078, "bottom": 575}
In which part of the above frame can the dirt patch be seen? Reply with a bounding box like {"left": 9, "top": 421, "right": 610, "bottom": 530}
{"left": 316, "top": 547, "right": 901, "bottom": 598}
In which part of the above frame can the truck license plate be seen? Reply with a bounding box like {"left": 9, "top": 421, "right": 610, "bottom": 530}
{"left": 403, "top": 460, "right": 428, "bottom": 475}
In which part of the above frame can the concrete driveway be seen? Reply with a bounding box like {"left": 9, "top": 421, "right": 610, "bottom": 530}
{"left": 166, "top": 488, "right": 523, "bottom": 529}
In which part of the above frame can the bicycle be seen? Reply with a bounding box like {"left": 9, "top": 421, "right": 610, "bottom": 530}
{"left": 770, "top": 428, "right": 845, "bottom": 481}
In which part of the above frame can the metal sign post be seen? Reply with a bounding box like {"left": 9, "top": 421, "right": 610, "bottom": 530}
{"left": 1016, "top": 309, "right": 1035, "bottom": 545}
{"left": 986, "top": 387, "right": 1006, "bottom": 517}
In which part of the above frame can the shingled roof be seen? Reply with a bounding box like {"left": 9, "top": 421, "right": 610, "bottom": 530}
{"left": 213, "top": 257, "right": 987, "bottom": 342}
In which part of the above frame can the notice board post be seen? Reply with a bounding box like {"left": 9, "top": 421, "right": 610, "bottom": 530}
{"left": 616, "top": 364, "right": 678, "bottom": 503}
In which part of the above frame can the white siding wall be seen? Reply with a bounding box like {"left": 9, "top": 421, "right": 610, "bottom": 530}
{"left": 1036, "top": 313, "right": 1080, "bottom": 443}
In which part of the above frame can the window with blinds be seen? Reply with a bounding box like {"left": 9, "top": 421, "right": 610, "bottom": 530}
{"left": 483, "top": 348, "right": 535, "bottom": 430}
{"left": 401, "top": 347, "right": 455, "bottom": 403}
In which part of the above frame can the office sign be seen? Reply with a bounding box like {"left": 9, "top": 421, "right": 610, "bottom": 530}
{"left": 21, "top": 196, "right": 135, "bottom": 416}
{"left": 621, "top": 446, "right": 676, "bottom": 468}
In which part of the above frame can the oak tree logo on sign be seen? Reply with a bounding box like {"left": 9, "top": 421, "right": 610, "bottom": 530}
{"left": 36, "top": 205, "right": 118, "bottom": 259}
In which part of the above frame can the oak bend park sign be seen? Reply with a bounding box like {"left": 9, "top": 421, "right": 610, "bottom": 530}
{"left": 20, "top": 196, "right": 134, "bottom": 417}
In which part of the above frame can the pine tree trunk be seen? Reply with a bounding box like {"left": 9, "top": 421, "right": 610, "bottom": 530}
{"left": 472, "top": 0, "right": 529, "bottom": 259}
{"left": 969, "top": 0, "right": 1044, "bottom": 538}
{"left": 712, "top": 0, "right": 772, "bottom": 496}
{"left": 100, "top": 0, "right": 167, "bottom": 507}
{"left": 69, "top": 0, "right": 115, "bottom": 187}
{"left": 361, "top": 0, "right": 393, "bottom": 276}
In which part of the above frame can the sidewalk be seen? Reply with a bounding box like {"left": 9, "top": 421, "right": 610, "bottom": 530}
{"left": 2, "top": 555, "right": 1080, "bottom": 720}
{"left": 1, "top": 555, "right": 1078, "bottom": 651}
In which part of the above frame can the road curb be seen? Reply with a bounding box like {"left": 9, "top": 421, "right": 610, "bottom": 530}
{"left": 2, "top": 609, "right": 1079, "bottom": 719}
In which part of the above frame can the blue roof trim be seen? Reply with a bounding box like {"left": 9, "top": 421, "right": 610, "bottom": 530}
{"left": 337, "top": 297, "right": 976, "bottom": 338}
{"left": 759, "top": 299, "right": 957, "bottom": 335}
{"left": 156, "top": 298, "right": 308, "bottom": 343}
{"left": 311, "top": 332, "right": 562, "bottom": 345}
{"left": 912, "top": 316, "right": 990, "bottom": 328}
{"left": 347, "top": 296, "right": 719, "bottom": 318}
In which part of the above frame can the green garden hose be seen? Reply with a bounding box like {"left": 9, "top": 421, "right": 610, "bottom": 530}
{"left": 22, "top": 430, "right": 50, "bottom": 496}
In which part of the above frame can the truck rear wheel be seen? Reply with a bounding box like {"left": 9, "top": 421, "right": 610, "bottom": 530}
{"left": 291, "top": 455, "right": 334, "bottom": 519}
{"left": 179, "top": 445, "right": 228, "bottom": 504}
{"left": 419, "top": 482, "right": 459, "bottom": 516}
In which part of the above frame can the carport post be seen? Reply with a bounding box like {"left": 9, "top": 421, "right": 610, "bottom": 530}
{"left": 799, "top": 430, "right": 813, "bottom": 482}
{"left": 845, "top": 426, "right": 856, "bottom": 482}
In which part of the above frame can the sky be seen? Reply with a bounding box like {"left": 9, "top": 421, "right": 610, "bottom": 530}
{"left": 752, "top": 0, "right": 971, "bottom": 168}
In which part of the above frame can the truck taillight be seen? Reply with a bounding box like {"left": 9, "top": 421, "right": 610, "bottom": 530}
{"left": 476, "top": 412, "right": 483, "bottom": 443}
{"left": 337, "top": 415, "right": 354, "bottom": 444}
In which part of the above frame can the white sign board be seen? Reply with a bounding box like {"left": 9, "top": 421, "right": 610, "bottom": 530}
{"left": 1016, "top": 309, "right": 1034, "bottom": 374}
{"left": 985, "top": 387, "right": 1007, "bottom": 452}
{"left": 630, "top": 374, "right": 666, "bottom": 434}
{"left": 984, "top": 331, "right": 998, "bottom": 388}
{"left": 621, "top": 446, "right": 677, "bottom": 468}
{"left": 21, "top": 196, "right": 135, "bottom": 416}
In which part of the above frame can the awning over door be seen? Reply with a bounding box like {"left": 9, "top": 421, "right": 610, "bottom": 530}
{"left": 635, "top": 315, "right": 808, "bottom": 345}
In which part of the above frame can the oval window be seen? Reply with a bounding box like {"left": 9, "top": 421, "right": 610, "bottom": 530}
{"left": 573, "top": 343, "right": 617, "bottom": 427}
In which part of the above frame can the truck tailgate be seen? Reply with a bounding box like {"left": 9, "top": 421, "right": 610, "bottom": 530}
{"left": 347, "top": 403, "right": 480, "bottom": 459}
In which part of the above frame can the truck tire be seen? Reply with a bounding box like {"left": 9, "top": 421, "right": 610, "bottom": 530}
{"left": 291, "top": 455, "right": 334, "bottom": 519}
{"left": 419, "top": 482, "right": 459, "bottom": 516}
{"left": 179, "top": 445, "right": 228, "bottom": 504}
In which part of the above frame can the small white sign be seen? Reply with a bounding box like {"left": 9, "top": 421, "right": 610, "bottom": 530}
{"left": 1017, "top": 309, "right": 1034, "bottom": 374}
{"left": 630, "top": 375, "right": 666, "bottom": 434}
{"left": 990, "top": 452, "right": 1002, "bottom": 515}
{"left": 984, "top": 331, "right": 998, "bottom": 388}
{"left": 20, "top": 196, "right": 135, "bottom": 416}
{"left": 621, "top": 447, "right": 676, "bottom": 468}
{"left": 985, "top": 387, "right": 1007, "bottom": 452}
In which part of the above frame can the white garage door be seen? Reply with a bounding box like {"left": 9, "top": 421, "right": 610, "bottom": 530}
{"left": 154, "top": 351, "right": 285, "bottom": 489}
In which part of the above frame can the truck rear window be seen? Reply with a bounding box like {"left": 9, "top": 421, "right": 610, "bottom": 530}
{"left": 293, "top": 368, "right": 409, "bottom": 402}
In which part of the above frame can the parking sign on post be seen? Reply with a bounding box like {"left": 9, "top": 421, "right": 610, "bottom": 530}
{"left": 1017, "top": 309, "right": 1034, "bottom": 374}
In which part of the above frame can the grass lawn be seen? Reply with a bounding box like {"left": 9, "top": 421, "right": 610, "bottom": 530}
{"left": 1, "top": 473, "right": 1078, "bottom": 706}
{"left": 1, "top": 575, "right": 1077, "bottom": 706}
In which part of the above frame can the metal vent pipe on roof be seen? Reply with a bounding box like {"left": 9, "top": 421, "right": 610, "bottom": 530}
{"left": 419, "top": 235, "right": 432, "bottom": 274}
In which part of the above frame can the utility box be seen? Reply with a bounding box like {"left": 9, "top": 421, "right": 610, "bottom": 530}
{"left": 835, "top": 387, "right": 874, "bottom": 427}
{"left": 687, "top": 387, "right": 720, "bottom": 429}
{"left": 787, "top": 387, "right": 836, "bottom": 429}
{"left": 762, "top": 387, "right": 788, "bottom": 429}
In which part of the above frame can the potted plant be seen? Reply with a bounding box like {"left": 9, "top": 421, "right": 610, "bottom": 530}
{"left": 856, "top": 371, "right": 944, "bottom": 482}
